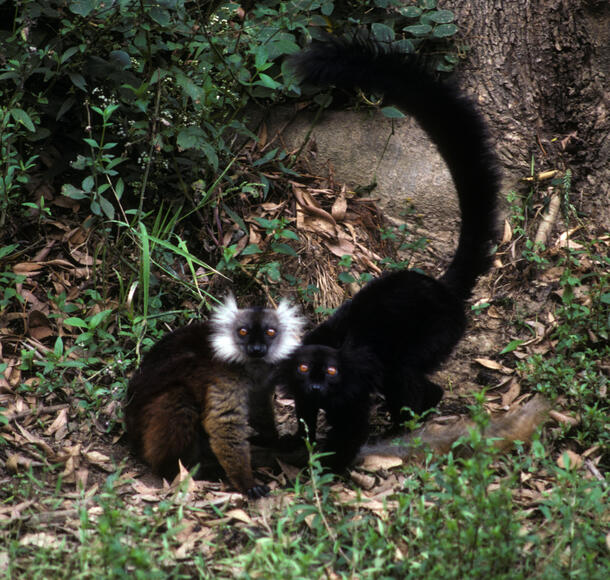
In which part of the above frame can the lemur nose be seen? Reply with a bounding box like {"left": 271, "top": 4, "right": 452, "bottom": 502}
{"left": 247, "top": 343, "right": 268, "bottom": 357}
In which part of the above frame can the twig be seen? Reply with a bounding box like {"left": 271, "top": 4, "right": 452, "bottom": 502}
{"left": 584, "top": 459, "right": 606, "bottom": 485}
{"left": 137, "top": 80, "right": 163, "bottom": 221}
{"left": 7, "top": 404, "right": 69, "bottom": 422}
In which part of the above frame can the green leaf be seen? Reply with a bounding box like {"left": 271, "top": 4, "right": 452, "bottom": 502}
{"left": 99, "top": 195, "right": 115, "bottom": 220}
{"left": 0, "top": 244, "right": 19, "bottom": 259}
{"left": 64, "top": 317, "right": 88, "bottom": 328}
{"left": 68, "top": 72, "right": 87, "bottom": 91}
{"left": 371, "top": 23, "right": 395, "bottom": 43}
{"left": 61, "top": 184, "right": 87, "bottom": 200}
{"left": 53, "top": 336, "right": 64, "bottom": 357}
{"left": 401, "top": 6, "right": 422, "bottom": 18}
{"left": 256, "top": 73, "right": 282, "bottom": 90}
{"left": 271, "top": 243, "right": 298, "bottom": 257}
{"left": 403, "top": 24, "right": 433, "bottom": 37}
{"left": 175, "top": 70, "right": 205, "bottom": 102}
{"left": 115, "top": 178, "right": 125, "bottom": 200}
{"left": 109, "top": 50, "right": 131, "bottom": 70}
{"left": 200, "top": 142, "right": 219, "bottom": 172}
{"left": 88, "top": 309, "right": 112, "bottom": 329}
{"left": 61, "top": 46, "right": 80, "bottom": 64}
{"left": 176, "top": 126, "right": 207, "bottom": 150}
{"left": 394, "top": 39, "right": 415, "bottom": 54}
{"left": 499, "top": 339, "right": 525, "bottom": 355}
{"left": 242, "top": 244, "right": 262, "bottom": 256}
{"left": 280, "top": 229, "right": 299, "bottom": 241}
{"left": 266, "top": 35, "right": 300, "bottom": 59}
{"left": 338, "top": 272, "right": 355, "bottom": 284}
{"left": 82, "top": 176, "right": 94, "bottom": 192}
{"left": 381, "top": 106, "right": 405, "bottom": 119}
{"left": 149, "top": 7, "right": 170, "bottom": 26}
{"left": 253, "top": 148, "right": 279, "bottom": 167}
{"left": 68, "top": 0, "right": 95, "bottom": 17}
{"left": 433, "top": 23, "right": 459, "bottom": 38}
{"left": 56, "top": 97, "right": 76, "bottom": 121}
{"left": 75, "top": 332, "right": 94, "bottom": 345}
{"left": 9, "top": 109, "right": 35, "bottom": 132}
{"left": 427, "top": 9, "right": 455, "bottom": 24}
{"left": 321, "top": 1, "right": 334, "bottom": 16}
{"left": 253, "top": 217, "right": 276, "bottom": 230}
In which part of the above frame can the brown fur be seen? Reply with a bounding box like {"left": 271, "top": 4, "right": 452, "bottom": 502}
{"left": 124, "top": 323, "right": 263, "bottom": 496}
{"left": 357, "top": 396, "right": 550, "bottom": 468}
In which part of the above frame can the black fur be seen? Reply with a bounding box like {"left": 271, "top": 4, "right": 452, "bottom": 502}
{"left": 277, "top": 36, "right": 500, "bottom": 471}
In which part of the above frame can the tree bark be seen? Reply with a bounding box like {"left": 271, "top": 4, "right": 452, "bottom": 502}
{"left": 443, "top": 0, "right": 609, "bottom": 227}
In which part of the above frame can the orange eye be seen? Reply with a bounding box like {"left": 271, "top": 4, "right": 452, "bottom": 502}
{"left": 326, "top": 366, "right": 338, "bottom": 376}
{"left": 238, "top": 328, "right": 248, "bottom": 337}
{"left": 298, "top": 363, "right": 309, "bottom": 373}
{"left": 266, "top": 328, "right": 277, "bottom": 338}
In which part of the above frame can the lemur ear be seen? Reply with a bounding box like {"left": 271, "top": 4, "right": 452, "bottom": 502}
{"left": 221, "top": 293, "right": 238, "bottom": 311}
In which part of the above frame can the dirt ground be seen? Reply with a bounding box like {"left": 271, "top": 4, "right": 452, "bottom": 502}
{"left": 0, "top": 145, "right": 607, "bottom": 553}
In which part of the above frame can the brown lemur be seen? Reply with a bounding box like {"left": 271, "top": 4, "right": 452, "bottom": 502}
{"left": 124, "top": 294, "right": 304, "bottom": 498}
{"left": 275, "top": 35, "right": 504, "bottom": 472}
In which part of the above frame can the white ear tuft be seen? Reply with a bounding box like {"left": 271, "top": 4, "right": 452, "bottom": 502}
{"left": 269, "top": 299, "right": 306, "bottom": 362}
{"left": 209, "top": 293, "right": 245, "bottom": 363}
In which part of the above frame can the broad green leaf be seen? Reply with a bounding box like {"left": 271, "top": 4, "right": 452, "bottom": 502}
{"left": 61, "top": 184, "right": 87, "bottom": 200}
{"left": 149, "top": 7, "right": 170, "bottom": 26}
{"left": 99, "top": 195, "right": 115, "bottom": 220}
{"left": 176, "top": 126, "right": 207, "bottom": 150}
{"left": 56, "top": 97, "right": 75, "bottom": 121}
{"left": 256, "top": 73, "right": 282, "bottom": 90}
{"left": 88, "top": 309, "right": 112, "bottom": 329}
{"left": 68, "top": 72, "right": 87, "bottom": 91}
{"left": 60, "top": 46, "right": 80, "bottom": 64}
{"left": 63, "top": 317, "right": 88, "bottom": 328}
{"left": 401, "top": 6, "right": 422, "bottom": 17}
{"left": 9, "top": 109, "right": 35, "bottom": 132}
{"left": 53, "top": 336, "right": 64, "bottom": 357}
{"left": 242, "top": 244, "right": 262, "bottom": 256}
{"left": 500, "top": 339, "right": 526, "bottom": 355}
{"left": 338, "top": 272, "right": 355, "bottom": 284}
{"left": 271, "top": 243, "right": 298, "bottom": 257}
{"left": 403, "top": 24, "right": 433, "bottom": 37}
{"left": 381, "top": 106, "right": 405, "bottom": 119}
{"left": 68, "top": 0, "right": 95, "bottom": 17}
{"left": 427, "top": 9, "right": 455, "bottom": 24}
{"left": 433, "top": 23, "right": 459, "bottom": 38}
{"left": 280, "top": 229, "right": 299, "bottom": 241}
{"left": 371, "top": 23, "right": 395, "bottom": 43}
{"left": 82, "top": 176, "right": 94, "bottom": 192}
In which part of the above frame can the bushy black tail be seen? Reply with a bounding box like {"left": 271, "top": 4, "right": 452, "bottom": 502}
{"left": 290, "top": 36, "right": 500, "bottom": 299}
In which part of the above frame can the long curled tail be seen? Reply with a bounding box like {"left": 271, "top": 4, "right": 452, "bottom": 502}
{"left": 290, "top": 36, "right": 500, "bottom": 299}
{"left": 356, "top": 396, "right": 550, "bottom": 467}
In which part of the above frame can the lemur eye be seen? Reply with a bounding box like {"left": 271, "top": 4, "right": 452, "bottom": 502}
{"left": 238, "top": 327, "right": 248, "bottom": 337}
{"left": 266, "top": 327, "right": 277, "bottom": 338}
{"left": 326, "top": 366, "right": 338, "bottom": 376}
{"left": 298, "top": 363, "right": 309, "bottom": 373}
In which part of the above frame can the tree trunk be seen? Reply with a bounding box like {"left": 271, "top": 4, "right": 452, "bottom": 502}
{"left": 442, "top": 0, "right": 609, "bottom": 228}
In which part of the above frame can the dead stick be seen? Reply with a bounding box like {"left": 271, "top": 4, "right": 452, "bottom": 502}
{"left": 534, "top": 192, "right": 561, "bottom": 246}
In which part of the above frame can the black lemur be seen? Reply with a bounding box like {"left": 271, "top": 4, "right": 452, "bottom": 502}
{"left": 125, "top": 294, "right": 304, "bottom": 498}
{"left": 276, "top": 36, "right": 500, "bottom": 471}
